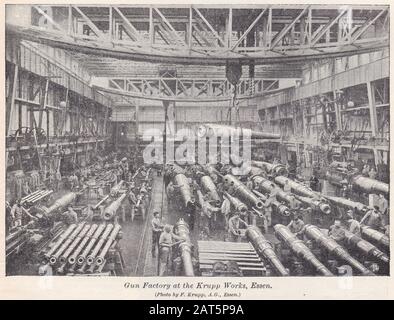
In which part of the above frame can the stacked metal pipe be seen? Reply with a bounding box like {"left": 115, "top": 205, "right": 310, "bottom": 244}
{"left": 42, "top": 223, "right": 122, "bottom": 275}
{"left": 21, "top": 189, "right": 53, "bottom": 205}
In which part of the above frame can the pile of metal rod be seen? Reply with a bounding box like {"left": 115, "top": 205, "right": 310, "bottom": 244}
{"left": 43, "top": 222, "right": 122, "bottom": 275}
{"left": 21, "top": 189, "right": 53, "bottom": 205}
{"left": 198, "top": 241, "right": 266, "bottom": 276}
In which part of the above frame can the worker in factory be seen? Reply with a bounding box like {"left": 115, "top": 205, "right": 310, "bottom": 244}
{"left": 62, "top": 206, "right": 78, "bottom": 225}
{"left": 10, "top": 199, "right": 24, "bottom": 228}
{"left": 368, "top": 166, "right": 377, "bottom": 179}
{"left": 151, "top": 211, "right": 164, "bottom": 258}
{"left": 345, "top": 210, "right": 361, "bottom": 236}
{"left": 246, "top": 177, "right": 254, "bottom": 190}
{"left": 227, "top": 213, "right": 248, "bottom": 242}
{"left": 69, "top": 172, "right": 79, "bottom": 190}
{"left": 309, "top": 174, "right": 320, "bottom": 192}
{"left": 360, "top": 206, "right": 384, "bottom": 231}
{"left": 221, "top": 196, "right": 231, "bottom": 229}
{"left": 377, "top": 194, "right": 388, "bottom": 215}
{"left": 159, "top": 224, "right": 184, "bottom": 276}
{"left": 287, "top": 214, "right": 305, "bottom": 238}
{"left": 283, "top": 179, "right": 292, "bottom": 194}
{"left": 340, "top": 180, "right": 350, "bottom": 198}
{"left": 328, "top": 220, "right": 346, "bottom": 243}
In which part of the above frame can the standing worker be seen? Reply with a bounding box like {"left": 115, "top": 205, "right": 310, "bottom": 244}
{"left": 151, "top": 212, "right": 163, "bottom": 258}
{"left": 227, "top": 213, "right": 248, "bottom": 242}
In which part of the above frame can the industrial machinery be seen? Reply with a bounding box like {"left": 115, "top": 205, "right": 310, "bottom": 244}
{"left": 273, "top": 224, "right": 332, "bottom": 276}
{"left": 303, "top": 225, "right": 375, "bottom": 276}
{"left": 252, "top": 161, "right": 288, "bottom": 176}
{"left": 325, "top": 162, "right": 389, "bottom": 196}
{"left": 246, "top": 226, "right": 289, "bottom": 276}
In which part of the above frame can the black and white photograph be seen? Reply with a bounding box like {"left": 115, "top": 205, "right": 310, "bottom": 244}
{"left": 4, "top": 3, "right": 390, "bottom": 280}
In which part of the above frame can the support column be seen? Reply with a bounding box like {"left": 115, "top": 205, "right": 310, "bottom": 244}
{"left": 367, "top": 81, "right": 378, "bottom": 137}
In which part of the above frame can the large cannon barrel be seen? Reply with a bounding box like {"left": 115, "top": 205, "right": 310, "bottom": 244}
{"left": 303, "top": 225, "right": 374, "bottom": 275}
{"left": 361, "top": 226, "right": 389, "bottom": 251}
{"left": 50, "top": 222, "right": 86, "bottom": 265}
{"left": 343, "top": 231, "right": 389, "bottom": 265}
{"left": 246, "top": 226, "right": 289, "bottom": 276}
{"left": 77, "top": 224, "right": 106, "bottom": 265}
{"left": 174, "top": 219, "right": 195, "bottom": 276}
{"left": 294, "top": 195, "right": 331, "bottom": 215}
{"left": 351, "top": 175, "right": 389, "bottom": 196}
{"left": 252, "top": 175, "right": 297, "bottom": 206}
{"left": 252, "top": 161, "right": 288, "bottom": 176}
{"left": 274, "top": 176, "right": 319, "bottom": 199}
{"left": 196, "top": 124, "right": 281, "bottom": 140}
{"left": 223, "top": 174, "right": 264, "bottom": 209}
{"left": 45, "top": 192, "right": 77, "bottom": 215}
{"left": 200, "top": 175, "right": 221, "bottom": 205}
{"left": 86, "top": 224, "right": 114, "bottom": 265}
{"left": 223, "top": 192, "right": 248, "bottom": 214}
{"left": 44, "top": 224, "right": 77, "bottom": 259}
{"left": 274, "top": 224, "right": 333, "bottom": 276}
{"left": 325, "top": 196, "right": 369, "bottom": 216}
{"left": 173, "top": 173, "right": 194, "bottom": 208}
{"left": 95, "top": 224, "right": 122, "bottom": 266}
{"left": 102, "top": 193, "right": 127, "bottom": 220}
{"left": 252, "top": 190, "right": 291, "bottom": 217}
{"left": 59, "top": 224, "right": 91, "bottom": 264}
{"left": 68, "top": 224, "right": 98, "bottom": 264}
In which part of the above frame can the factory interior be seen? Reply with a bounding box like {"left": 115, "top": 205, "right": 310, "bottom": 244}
{"left": 5, "top": 5, "right": 390, "bottom": 277}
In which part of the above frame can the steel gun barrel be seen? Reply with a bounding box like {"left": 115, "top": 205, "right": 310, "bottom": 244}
{"left": 274, "top": 224, "right": 333, "bottom": 276}
{"left": 102, "top": 193, "right": 127, "bottom": 220}
{"left": 252, "top": 161, "right": 288, "bottom": 176}
{"left": 68, "top": 224, "right": 98, "bottom": 264}
{"left": 200, "top": 175, "right": 221, "bottom": 205}
{"left": 223, "top": 192, "right": 248, "bottom": 214}
{"left": 197, "top": 124, "right": 281, "bottom": 140}
{"left": 45, "top": 192, "right": 77, "bottom": 215}
{"left": 293, "top": 195, "right": 331, "bottom": 215}
{"left": 174, "top": 219, "right": 194, "bottom": 276}
{"left": 59, "top": 224, "right": 91, "bottom": 264}
{"left": 95, "top": 224, "right": 122, "bottom": 266}
{"left": 44, "top": 224, "right": 77, "bottom": 259}
{"left": 304, "top": 225, "right": 374, "bottom": 275}
{"left": 173, "top": 173, "right": 194, "bottom": 208}
{"left": 343, "top": 231, "right": 389, "bottom": 265}
{"left": 352, "top": 175, "right": 389, "bottom": 196}
{"left": 223, "top": 174, "right": 263, "bottom": 209}
{"left": 86, "top": 224, "right": 114, "bottom": 265}
{"left": 77, "top": 224, "right": 106, "bottom": 265}
{"left": 246, "top": 226, "right": 289, "bottom": 276}
{"left": 361, "top": 226, "right": 389, "bottom": 251}
{"left": 252, "top": 175, "right": 297, "bottom": 206}
{"left": 252, "top": 189, "right": 291, "bottom": 217}
{"left": 50, "top": 223, "right": 86, "bottom": 265}
{"left": 274, "top": 176, "right": 318, "bottom": 199}
{"left": 325, "top": 196, "right": 370, "bottom": 216}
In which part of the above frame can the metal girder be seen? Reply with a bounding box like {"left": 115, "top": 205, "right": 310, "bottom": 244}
{"left": 7, "top": 4, "right": 389, "bottom": 66}
{"left": 102, "top": 77, "right": 279, "bottom": 102}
